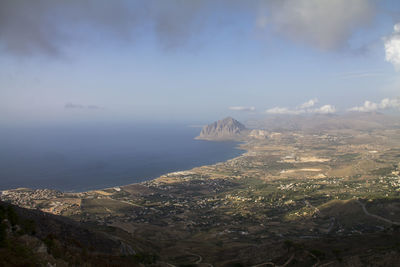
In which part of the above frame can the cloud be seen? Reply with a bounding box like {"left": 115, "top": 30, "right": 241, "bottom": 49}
{"left": 265, "top": 107, "right": 304, "bottom": 115}
{"left": 0, "top": 0, "right": 252, "bottom": 56}
{"left": 336, "top": 71, "right": 387, "bottom": 79}
{"left": 258, "top": 0, "right": 375, "bottom": 50}
{"left": 313, "top": 104, "right": 336, "bottom": 114}
{"left": 299, "top": 98, "right": 318, "bottom": 109}
{"left": 384, "top": 23, "right": 400, "bottom": 70}
{"left": 266, "top": 99, "right": 336, "bottom": 115}
{"left": 349, "top": 100, "right": 378, "bottom": 112}
{"left": 0, "top": 1, "right": 139, "bottom": 56}
{"left": 349, "top": 97, "right": 400, "bottom": 112}
{"left": 65, "top": 103, "right": 103, "bottom": 109}
{"left": 87, "top": 105, "right": 103, "bottom": 110}
{"left": 380, "top": 98, "right": 400, "bottom": 109}
{"left": 229, "top": 106, "right": 256, "bottom": 112}
{"left": 65, "top": 103, "right": 85, "bottom": 109}
{"left": 0, "top": 0, "right": 378, "bottom": 57}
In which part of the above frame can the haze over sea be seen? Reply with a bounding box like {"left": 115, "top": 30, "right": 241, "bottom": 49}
{"left": 0, "top": 123, "right": 243, "bottom": 192}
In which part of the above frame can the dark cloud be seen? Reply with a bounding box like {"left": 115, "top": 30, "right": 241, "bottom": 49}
{"left": 0, "top": 0, "right": 146, "bottom": 56}
{"left": 259, "top": 0, "right": 376, "bottom": 51}
{"left": 0, "top": 0, "right": 377, "bottom": 57}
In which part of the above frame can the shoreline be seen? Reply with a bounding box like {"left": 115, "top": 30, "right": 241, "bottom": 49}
{"left": 0, "top": 141, "right": 248, "bottom": 194}
{"left": 74, "top": 141, "right": 248, "bottom": 193}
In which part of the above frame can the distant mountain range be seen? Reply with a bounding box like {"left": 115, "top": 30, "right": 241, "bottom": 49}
{"left": 195, "top": 117, "right": 249, "bottom": 141}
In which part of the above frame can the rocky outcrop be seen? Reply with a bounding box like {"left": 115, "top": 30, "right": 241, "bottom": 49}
{"left": 195, "top": 117, "right": 248, "bottom": 141}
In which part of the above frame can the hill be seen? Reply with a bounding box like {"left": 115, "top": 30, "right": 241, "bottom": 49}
{"left": 0, "top": 201, "right": 156, "bottom": 266}
{"left": 196, "top": 117, "right": 248, "bottom": 141}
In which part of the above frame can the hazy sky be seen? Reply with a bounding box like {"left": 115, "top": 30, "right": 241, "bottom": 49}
{"left": 1, "top": 0, "right": 400, "bottom": 124}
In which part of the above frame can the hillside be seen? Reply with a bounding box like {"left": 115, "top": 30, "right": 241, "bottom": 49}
{"left": 0, "top": 201, "right": 156, "bottom": 266}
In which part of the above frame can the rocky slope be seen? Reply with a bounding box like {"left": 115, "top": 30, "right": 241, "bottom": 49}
{"left": 0, "top": 201, "right": 155, "bottom": 266}
{"left": 195, "top": 117, "right": 249, "bottom": 141}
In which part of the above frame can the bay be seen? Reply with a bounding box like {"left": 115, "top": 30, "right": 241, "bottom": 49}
{"left": 0, "top": 123, "right": 243, "bottom": 192}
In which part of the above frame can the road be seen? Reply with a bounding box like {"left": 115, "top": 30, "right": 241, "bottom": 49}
{"left": 356, "top": 199, "right": 400, "bottom": 226}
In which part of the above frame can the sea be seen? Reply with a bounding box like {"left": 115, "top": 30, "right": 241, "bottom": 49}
{"left": 0, "top": 123, "right": 244, "bottom": 192}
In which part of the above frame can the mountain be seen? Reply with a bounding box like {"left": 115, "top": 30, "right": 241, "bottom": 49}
{"left": 195, "top": 117, "right": 248, "bottom": 141}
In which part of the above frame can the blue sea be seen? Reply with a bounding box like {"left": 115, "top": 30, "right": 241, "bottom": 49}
{"left": 0, "top": 123, "right": 243, "bottom": 192}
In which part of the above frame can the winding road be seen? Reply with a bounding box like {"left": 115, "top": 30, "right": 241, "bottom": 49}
{"left": 356, "top": 199, "right": 400, "bottom": 226}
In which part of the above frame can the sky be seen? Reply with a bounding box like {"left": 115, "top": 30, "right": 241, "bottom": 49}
{"left": 1, "top": 0, "right": 400, "bottom": 125}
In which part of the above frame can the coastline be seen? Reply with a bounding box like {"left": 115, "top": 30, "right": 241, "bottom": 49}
{"left": 77, "top": 141, "right": 248, "bottom": 193}
{"left": 0, "top": 142, "right": 248, "bottom": 195}
{"left": 137, "top": 142, "right": 248, "bottom": 185}
{"left": 0, "top": 121, "right": 248, "bottom": 192}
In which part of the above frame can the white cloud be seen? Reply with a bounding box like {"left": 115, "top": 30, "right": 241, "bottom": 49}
{"left": 65, "top": 103, "right": 104, "bottom": 110}
{"left": 349, "top": 98, "right": 400, "bottom": 112}
{"left": 266, "top": 99, "right": 336, "bottom": 115}
{"left": 229, "top": 106, "right": 256, "bottom": 112}
{"left": 384, "top": 23, "right": 400, "bottom": 70}
{"left": 336, "top": 71, "right": 386, "bottom": 79}
{"left": 265, "top": 107, "right": 304, "bottom": 115}
{"left": 349, "top": 101, "right": 377, "bottom": 112}
{"left": 260, "top": 0, "right": 375, "bottom": 50}
{"left": 313, "top": 104, "right": 336, "bottom": 114}
{"left": 65, "top": 103, "right": 85, "bottom": 109}
{"left": 380, "top": 98, "right": 400, "bottom": 109}
{"left": 299, "top": 98, "right": 318, "bottom": 109}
